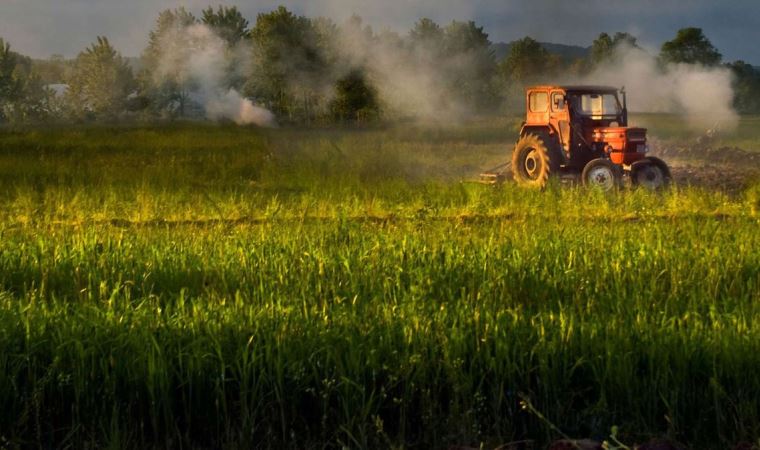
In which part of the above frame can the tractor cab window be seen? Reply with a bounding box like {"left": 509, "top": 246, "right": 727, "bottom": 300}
{"left": 551, "top": 92, "right": 565, "bottom": 111}
{"left": 529, "top": 92, "right": 549, "bottom": 112}
{"left": 571, "top": 93, "right": 622, "bottom": 119}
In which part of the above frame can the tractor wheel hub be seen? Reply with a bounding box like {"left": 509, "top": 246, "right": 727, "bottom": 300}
{"left": 525, "top": 149, "right": 540, "bottom": 178}
{"left": 636, "top": 165, "right": 665, "bottom": 190}
{"left": 587, "top": 166, "right": 615, "bottom": 190}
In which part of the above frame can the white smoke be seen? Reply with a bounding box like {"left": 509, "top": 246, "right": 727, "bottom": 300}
{"left": 581, "top": 45, "right": 738, "bottom": 130}
{"left": 205, "top": 89, "right": 276, "bottom": 126}
{"left": 327, "top": 20, "right": 488, "bottom": 121}
{"left": 153, "top": 23, "right": 276, "bottom": 127}
{"left": 148, "top": 13, "right": 740, "bottom": 129}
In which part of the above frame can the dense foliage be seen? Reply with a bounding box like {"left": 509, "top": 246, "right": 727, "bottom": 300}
{"left": 3, "top": 5, "right": 760, "bottom": 125}
{"left": 65, "top": 37, "right": 135, "bottom": 120}
{"left": 660, "top": 27, "right": 722, "bottom": 66}
{"left": 0, "top": 38, "right": 51, "bottom": 122}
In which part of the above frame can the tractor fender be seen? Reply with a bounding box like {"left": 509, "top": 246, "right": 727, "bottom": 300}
{"left": 518, "top": 125, "right": 567, "bottom": 165}
{"left": 631, "top": 156, "right": 672, "bottom": 179}
{"left": 519, "top": 124, "right": 558, "bottom": 139}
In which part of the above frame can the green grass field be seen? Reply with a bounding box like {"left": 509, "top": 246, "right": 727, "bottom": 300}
{"left": 0, "top": 117, "right": 759, "bottom": 449}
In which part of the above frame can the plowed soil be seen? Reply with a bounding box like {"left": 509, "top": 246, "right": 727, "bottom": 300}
{"left": 650, "top": 138, "right": 760, "bottom": 193}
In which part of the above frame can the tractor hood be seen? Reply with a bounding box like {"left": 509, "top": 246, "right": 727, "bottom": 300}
{"left": 591, "top": 127, "right": 648, "bottom": 165}
{"left": 592, "top": 127, "right": 647, "bottom": 145}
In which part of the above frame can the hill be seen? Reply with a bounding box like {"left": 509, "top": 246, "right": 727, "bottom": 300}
{"left": 492, "top": 41, "right": 590, "bottom": 62}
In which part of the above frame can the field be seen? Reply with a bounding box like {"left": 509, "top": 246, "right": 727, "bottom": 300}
{"left": 0, "top": 116, "right": 759, "bottom": 449}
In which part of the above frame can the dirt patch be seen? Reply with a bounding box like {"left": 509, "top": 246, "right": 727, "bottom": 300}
{"left": 650, "top": 138, "right": 760, "bottom": 193}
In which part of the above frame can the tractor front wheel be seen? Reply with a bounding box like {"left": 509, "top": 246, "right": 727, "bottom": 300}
{"left": 511, "top": 133, "right": 558, "bottom": 188}
{"left": 582, "top": 158, "right": 621, "bottom": 191}
{"left": 631, "top": 157, "right": 671, "bottom": 190}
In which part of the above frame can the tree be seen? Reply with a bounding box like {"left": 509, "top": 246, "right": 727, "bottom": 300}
{"left": 31, "top": 54, "right": 72, "bottom": 85}
{"left": 0, "top": 38, "right": 52, "bottom": 123}
{"left": 329, "top": 69, "right": 379, "bottom": 122}
{"left": 443, "top": 21, "right": 491, "bottom": 54}
{"left": 201, "top": 6, "right": 249, "bottom": 47}
{"left": 728, "top": 60, "right": 760, "bottom": 113}
{"left": 590, "top": 32, "right": 638, "bottom": 65}
{"left": 409, "top": 18, "right": 444, "bottom": 55}
{"left": 12, "top": 68, "right": 51, "bottom": 122}
{"left": 441, "top": 21, "right": 498, "bottom": 110}
{"left": 201, "top": 6, "right": 250, "bottom": 91}
{"left": 66, "top": 36, "right": 135, "bottom": 119}
{"left": 310, "top": 16, "right": 340, "bottom": 66}
{"left": 140, "top": 8, "right": 198, "bottom": 116}
{"left": 247, "top": 6, "right": 329, "bottom": 121}
{"left": 499, "top": 37, "right": 558, "bottom": 85}
{"left": 498, "top": 37, "right": 560, "bottom": 110}
{"left": 0, "top": 38, "right": 24, "bottom": 114}
{"left": 567, "top": 57, "right": 592, "bottom": 78}
{"left": 660, "top": 27, "right": 722, "bottom": 66}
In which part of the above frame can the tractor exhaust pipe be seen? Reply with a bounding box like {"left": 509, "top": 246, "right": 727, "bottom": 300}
{"left": 621, "top": 86, "right": 628, "bottom": 126}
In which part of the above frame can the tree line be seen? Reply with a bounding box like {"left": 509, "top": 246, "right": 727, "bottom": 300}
{"left": 2, "top": 5, "right": 760, "bottom": 125}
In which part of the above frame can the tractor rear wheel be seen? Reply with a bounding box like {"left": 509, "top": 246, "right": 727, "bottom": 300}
{"left": 631, "top": 157, "right": 671, "bottom": 190}
{"left": 511, "top": 133, "right": 559, "bottom": 188}
{"left": 582, "top": 158, "right": 621, "bottom": 191}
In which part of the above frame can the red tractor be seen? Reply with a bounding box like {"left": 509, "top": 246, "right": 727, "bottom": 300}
{"left": 510, "top": 85, "right": 670, "bottom": 190}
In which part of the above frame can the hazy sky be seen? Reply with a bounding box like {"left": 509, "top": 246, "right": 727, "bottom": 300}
{"left": 1, "top": 0, "right": 758, "bottom": 63}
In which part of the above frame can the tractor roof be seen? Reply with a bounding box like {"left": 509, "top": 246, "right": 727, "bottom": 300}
{"left": 528, "top": 85, "right": 620, "bottom": 93}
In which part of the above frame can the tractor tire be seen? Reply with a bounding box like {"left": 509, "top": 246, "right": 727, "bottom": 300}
{"left": 582, "top": 158, "right": 621, "bottom": 191}
{"left": 631, "top": 157, "right": 671, "bottom": 190}
{"left": 511, "top": 133, "right": 559, "bottom": 188}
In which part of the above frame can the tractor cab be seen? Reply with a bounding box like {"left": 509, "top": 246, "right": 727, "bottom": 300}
{"left": 510, "top": 85, "right": 670, "bottom": 190}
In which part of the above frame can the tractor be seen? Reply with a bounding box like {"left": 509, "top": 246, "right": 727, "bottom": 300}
{"left": 507, "top": 85, "right": 670, "bottom": 190}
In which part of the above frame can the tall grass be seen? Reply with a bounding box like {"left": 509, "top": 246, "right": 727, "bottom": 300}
{"left": 0, "top": 121, "right": 758, "bottom": 448}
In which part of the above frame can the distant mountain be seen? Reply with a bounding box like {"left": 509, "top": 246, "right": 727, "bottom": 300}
{"left": 491, "top": 41, "right": 590, "bottom": 62}
{"left": 540, "top": 43, "right": 591, "bottom": 61}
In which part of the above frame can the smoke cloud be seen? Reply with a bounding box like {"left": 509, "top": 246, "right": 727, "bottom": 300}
{"left": 580, "top": 45, "right": 738, "bottom": 130}
{"left": 205, "top": 89, "right": 276, "bottom": 126}
{"left": 329, "top": 20, "right": 493, "bottom": 121}
{"left": 152, "top": 23, "right": 276, "bottom": 127}
{"left": 142, "top": 11, "right": 740, "bottom": 128}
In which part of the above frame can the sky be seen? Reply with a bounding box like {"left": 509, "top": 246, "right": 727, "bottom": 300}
{"left": 1, "top": 0, "right": 758, "bottom": 64}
